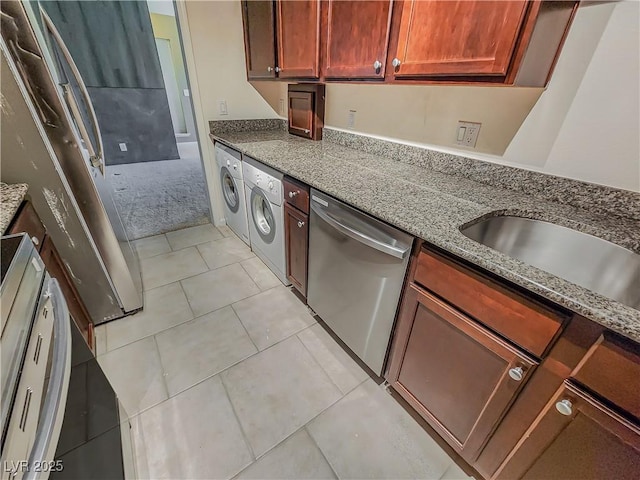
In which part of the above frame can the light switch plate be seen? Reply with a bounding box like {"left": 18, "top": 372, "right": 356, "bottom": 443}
{"left": 279, "top": 98, "right": 285, "bottom": 115}
{"left": 455, "top": 121, "right": 481, "bottom": 148}
{"left": 218, "top": 100, "right": 228, "bottom": 116}
{"left": 118, "top": 143, "right": 127, "bottom": 152}
{"left": 347, "top": 110, "right": 356, "bottom": 129}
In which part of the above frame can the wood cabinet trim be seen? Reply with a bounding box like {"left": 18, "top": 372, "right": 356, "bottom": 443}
{"left": 389, "top": 284, "right": 537, "bottom": 461}
{"left": 241, "top": 0, "right": 278, "bottom": 80}
{"left": 494, "top": 382, "right": 640, "bottom": 480}
{"left": 276, "top": 0, "right": 321, "bottom": 79}
{"left": 322, "top": 0, "right": 393, "bottom": 79}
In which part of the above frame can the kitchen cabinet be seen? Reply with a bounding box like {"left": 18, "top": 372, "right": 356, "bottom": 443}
{"left": 283, "top": 177, "right": 310, "bottom": 297}
{"left": 389, "top": 0, "right": 529, "bottom": 78}
{"left": 241, "top": 0, "right": 277, "bottom": 79}
{"left": 386, "top": 0, "right": 579, "bottom": 85}
{"left": 8, "top": 201, "right": 94, "bottom": 352}
{"left": 242, "top": 0, "right": 578, "bottom": 86}
{"left": 388, "top": 281, "right": 536, "bottom": 461}
{"left": 276, "top": 0, "right": 321, "bottom": 79}
{"left": 323, "top": 0, "right": 393, "bottom": 79}
{"left": 495, "top": 383, "right": 640, "bottom": 479}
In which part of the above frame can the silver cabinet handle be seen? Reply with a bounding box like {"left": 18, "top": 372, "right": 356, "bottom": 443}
{"left": 275, "top": 67, "right": 281, "bottom": 73}
{"left": 555, "top": 399, "right": 573, "bottom": 416}
{"left": 508, "top": 367, "right": 524, "bottom": 381}
{"left": 297, "top": 221, "right": 305, "bottom": 228}
{"left": 304, "top": 129, "right": 310, "bottom": 134}
{"left": 289, "top": 191, "right": 299, "bottom": 198}
{"left": 392, "top": 58, "right": 401, "bottom": 68}
{"left": 267, "top": 66, "right": 273, "bottom": 72}
{"left": 42, "top": 9, "right": 105, "bottom": 176}
{"left": 373, "top": 60, "right": 382, "bottom": 70}
{"left": 31, "top": 236, "right": 39, "bottom": 246}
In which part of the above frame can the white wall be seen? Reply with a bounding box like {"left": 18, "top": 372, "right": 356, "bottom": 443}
{"left": 502, "top": 0, "right": 640, "bottom": 191}
{"left": 177, "top": 0, "right": 280, "bottom": 224}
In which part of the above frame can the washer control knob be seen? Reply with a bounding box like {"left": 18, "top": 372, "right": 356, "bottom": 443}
{"left": 226, "top": 160, "right": 230, "bottom": 166}
{"left": 268, "top": 181, "right": 274, "bottom": 190}
{"left": 233, "top": 163, "right": 238, "bottom": 170}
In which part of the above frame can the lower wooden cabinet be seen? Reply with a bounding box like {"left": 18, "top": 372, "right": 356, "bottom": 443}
{"left": 388, "top": 283, "right": 536, "bottom": 461}
{"left": 495, "top": 383, "right": 640, "bottom": 479}
{"left": 9, "top": 201, "right": 94, "bottom": 352}
{"left": 284, "top": 202, "right": 308, "bottom": 297}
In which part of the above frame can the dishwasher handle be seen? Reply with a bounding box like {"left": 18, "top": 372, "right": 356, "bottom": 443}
{"left": 311, "top": 201, "right": 410, "bottom": 259}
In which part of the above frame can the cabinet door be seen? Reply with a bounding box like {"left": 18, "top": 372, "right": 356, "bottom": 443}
{"left": 324, "top": 0, "right": 392, "bottom": 79}
{"left": 276, "top": 0, "right": 321, "bottom": 79}
{"left": 40, "top": 235, "right": 95, "bottom": 353}
{"left": 389, "top": 285, "right": 536, "bottom": 460}
{"left": 241, "top": 0, "right": 277, "bottom": 79}
{"left": 284, "top": 203, "right": 308, "bottom": 297}
{"left": 496, "top": 383, "right": 640, "bottom": 479}
{"left": 390, "top": 0, "right": 529, "bottom": 77}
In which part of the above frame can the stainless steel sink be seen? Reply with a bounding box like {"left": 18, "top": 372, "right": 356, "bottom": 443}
{"left": 461, "top": 216, "right": 640, "bottom": 310}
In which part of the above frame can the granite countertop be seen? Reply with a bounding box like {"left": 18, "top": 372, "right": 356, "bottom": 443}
{"left": 211, "top": 130, "right": 640, "bottom": 344}
{"left": 1, "top": 182, "right": 28, "bottom": 233}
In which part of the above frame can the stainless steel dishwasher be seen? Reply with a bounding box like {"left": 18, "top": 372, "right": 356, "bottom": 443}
{"left": 307, "top": 189, "right": 414, "bottom": 375}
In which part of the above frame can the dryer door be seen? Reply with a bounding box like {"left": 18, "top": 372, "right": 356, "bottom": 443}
{"left": 250, "top": 187, "right": 276, "bottom": 244}
{"left": 220, "top": 167, "right": 240, "bottom": 213}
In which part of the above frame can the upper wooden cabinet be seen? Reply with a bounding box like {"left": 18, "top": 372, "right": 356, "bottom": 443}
{"left": 241, "top": 0, "right": 578, "bottom": 86}
{"left": 241, "top": 0, "right": 277, "bottom": 79}
{"left": 390, "top": 0, "right": 528, "bottom": 77}
{"left": 323, "top": 0, "right": 393, "bottom": 79}
{"left": 276, "top": 0, "right": 321, "bottom": 79}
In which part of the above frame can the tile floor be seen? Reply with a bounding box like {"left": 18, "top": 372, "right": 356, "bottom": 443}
{"left": 95, "top": 224, "right": 473, "bottom": 480}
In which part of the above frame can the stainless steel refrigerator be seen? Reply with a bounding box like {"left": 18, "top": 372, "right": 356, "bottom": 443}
{"left": 1, "top": 1, "right": 143, "bottom": 322}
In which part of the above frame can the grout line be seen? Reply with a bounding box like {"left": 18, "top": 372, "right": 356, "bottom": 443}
{"left": 296, "top": 329, "right": 347, "bottom": 397}
{"left": 304, "top": 424, "right": 342, "bottom": 480}
{"left": 151, "top": 335, "right": 171, "bottom": 400}
{"left": 219, "top": 373, "right": 258, "bottom": 462}
{"left": 230, "top": 303, "right": 260, "bottom": 352}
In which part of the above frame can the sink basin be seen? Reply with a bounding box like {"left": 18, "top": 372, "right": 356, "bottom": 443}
{"left": 461, "top": 216, "right": 640, "bottom": 310}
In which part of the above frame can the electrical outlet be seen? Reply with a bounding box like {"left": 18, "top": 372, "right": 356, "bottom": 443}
{"left": 455, "top": 121, "right": 481, "bottom": 148}
{"left": 218, "top": 100, "right": 228, "bottom": 116}
{"left": 183, "top": 89, "right": 190, "bottom": 97}
{"left": 118, "top": 143, "right": 128, "bottom": 152}
{"left": 279, "top": 98, "right": 285, "bottom": 115}
{"left": 347, "top": 110, "right": 356, "bottom": 129}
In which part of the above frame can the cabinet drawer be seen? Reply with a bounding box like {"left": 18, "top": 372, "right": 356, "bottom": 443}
{"left": 8, "top": 201, "right": 45, "bottom": 252}
{"left": 414, "top": 249, "right": 564, "bottom": 357}
{"left": 572, "top": 334, "right": 640, "bottom": 419}
{"left": 283, "top": 177, "right": 309, "bottom": 214}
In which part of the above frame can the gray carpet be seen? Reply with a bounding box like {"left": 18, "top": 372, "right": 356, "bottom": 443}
{"left": 108, "top": 147, "right": 210, "bottom": 240}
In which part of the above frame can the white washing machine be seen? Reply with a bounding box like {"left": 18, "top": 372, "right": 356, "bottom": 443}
{"left": 243, "top": 157, "right": 290, "bottom": 285}
{"left": 214, "top": 143, "right": 250, "bottom": 245}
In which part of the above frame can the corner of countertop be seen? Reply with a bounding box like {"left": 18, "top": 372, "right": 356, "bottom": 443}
{"left": 1, "top": 182, "right": 29, "bottom": 234}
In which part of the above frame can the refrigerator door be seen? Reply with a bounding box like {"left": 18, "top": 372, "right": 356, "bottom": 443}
{"left": 2, "top": 1, "right": 143, "bottom": 317}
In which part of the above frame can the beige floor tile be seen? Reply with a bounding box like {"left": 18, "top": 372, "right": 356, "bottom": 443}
{"left": 133, "top": 375, "right": 253, "bottom": 479}
{"left": 298, "top": 324, "right": 369, "bottom": 395}
{"left": 98, "top": 337, "right": 168, "bottom": 416}
{"left": 234, "top": 429, "right": 336, "bottom": 479}
{"left": 165, "top": 224, "right": 223, "bottom": 251}
{"left": 233, "top": 286, "right": 315, "bottom": 350}
{"left": 221, "top": 336, "right": 342, "bottom": 457}
{"left": 140, "top": 247, "right": 208, "bottom": 290}
{"left": 155, "top": 306, "right": 258, "bottom": 396}
{"left": 94, "top": 324, "right": 107, "bottom": 356}
{"left": 307, "top": 380, "right": 453, "bottom": 479}
{"left": 106, "top": 283, "right": 193, "bottom": 352}
{"left": 240, "top": 257, "right": 282, "bottom": 291}
{"left": 181, "top": 264, "right": 260, "bottom": 317}
{"left": 217, "top": 224, "right": 236, "bottom": 238}
{"left": 440, "top": 462, "right": 474, "bottom": 480}
{"left": 133, "top": 235, "right": 171, "bottom": 259}
{"left": 197, "top": 236, "right": 254, "bottom": 270}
